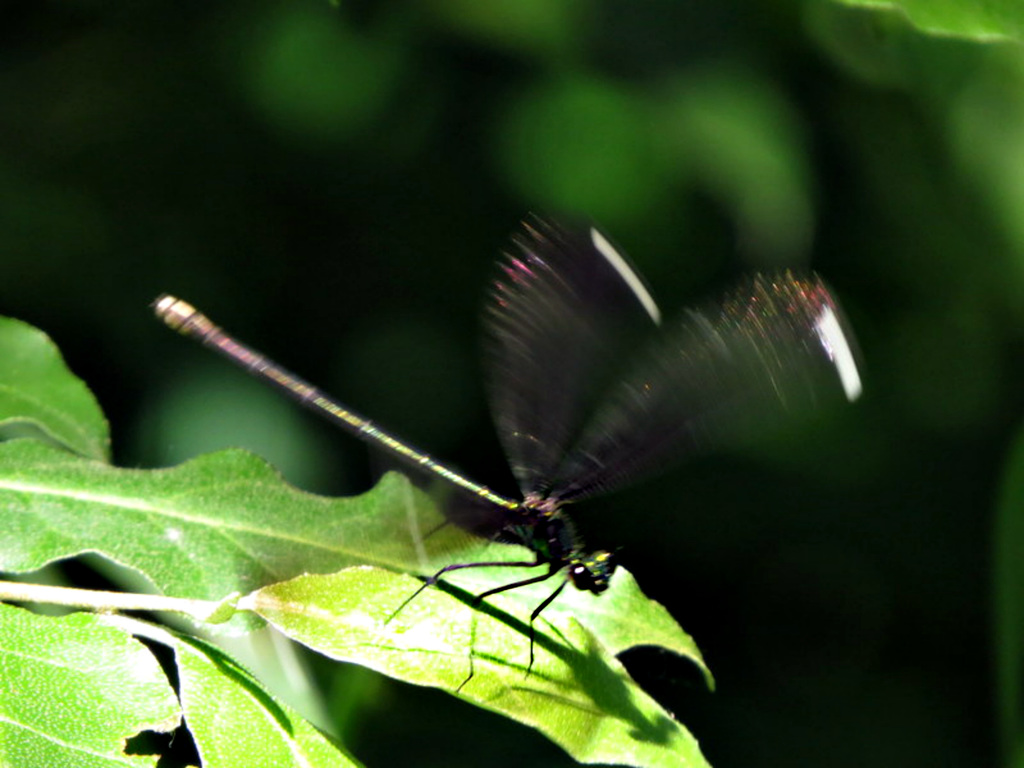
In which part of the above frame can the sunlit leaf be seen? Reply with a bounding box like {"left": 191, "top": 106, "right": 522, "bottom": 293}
{"left": 101, "top": 616, "right": 363, "bottom": 768}
{"left": 0, "top": 317, "right": 109, "bottom": 461}
{"left": 251, "top": 568, "right": 710, "bottom": 768}
{"left": 0, "top": 439, "right": 709, "bottom": 677}
{"left": 0, "top": 603, "right": 179, "bottom": 768}
{"left": 0, "top": 434, "right": 711, "bottom": 764}
{"left": 0, "top": 440, "right": 456, "bottom": 611}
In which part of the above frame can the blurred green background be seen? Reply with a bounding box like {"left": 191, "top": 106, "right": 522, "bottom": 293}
{"left": 4, "top": 1, "right": 1024, "bottom": 766}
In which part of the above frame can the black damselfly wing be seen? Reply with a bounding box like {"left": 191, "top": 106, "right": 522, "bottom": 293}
{"left": 482, "top": 218, "right": 861, "bottom": 509}
{"left": 484, "top": 216, "right": 662, "bottom": 504}
{"left": 548, "top": 273, "right": 861, "bottom": 502}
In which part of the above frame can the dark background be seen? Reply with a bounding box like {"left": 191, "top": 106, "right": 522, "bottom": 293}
{"left": 4, "top": 1, "right": 1022, "bottom": 766}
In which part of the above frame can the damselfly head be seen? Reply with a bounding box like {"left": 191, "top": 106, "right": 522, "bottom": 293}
{"left": 569, "top": 550, "right": 616, "bottom": 594}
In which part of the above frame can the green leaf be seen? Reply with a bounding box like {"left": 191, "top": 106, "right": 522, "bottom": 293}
{"left": 0, "top": 438, "right": 707, "bottom": 666}
{"left": 0, "top": 438, "right": 711, "bottom": 764}
{"left": 250, "top": 568, "right": 710, "bottom": 768}
{"left": 826, "top": 0, "right": 1023, "bottom": 41}
{"left": 0, "top": 317, "right": 109, "bottom": 461}
{"left": 0, "top": 603, "right": 180, "bottom": 768}
{"left": 101, "top": 616, "right": 363, "bottom": 768}
{"left": 544, "top": 568, "right": 712, "bottom": 669}
{"left": 0, "top": 439, "right": 458, "bottom": 608}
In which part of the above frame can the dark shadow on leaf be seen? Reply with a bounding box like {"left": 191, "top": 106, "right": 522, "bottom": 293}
{"left": 427, "top": 578, "right": 681, "bottom": 746}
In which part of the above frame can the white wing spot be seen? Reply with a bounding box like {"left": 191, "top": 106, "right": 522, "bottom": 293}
{"left": 165, "top": 527, "right": 183, "bottom": 542}
{"left": 814, "top": 306, "right": 862, "bottom": 401}
{"left": 590, "top": 228, "right": 661, "bottom": 325}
